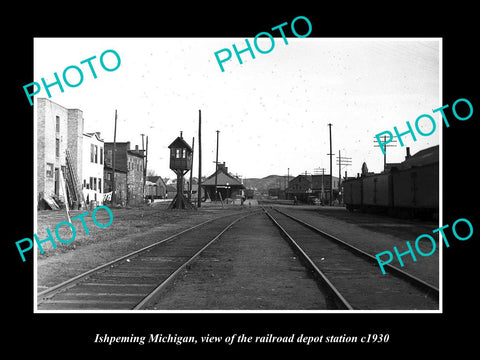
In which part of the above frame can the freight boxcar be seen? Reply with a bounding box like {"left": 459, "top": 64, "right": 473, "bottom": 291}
{"left": 343, "top": 145, "right": 439, "bottom": 219}
{"left": 361, "top": 172, "right": 392, "bottom": 211}
{"left": 391, "top": 162, "right": 439, "bottom": 218}
{"left": 343, "top": 177, "right": 362, "bottom": 211}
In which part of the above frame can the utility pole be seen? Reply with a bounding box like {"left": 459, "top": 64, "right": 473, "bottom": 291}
{"left": 314, "top": 167, "right": 326, "bottom": 203}
{"left": 327, "top": 123, "right": 333, "bottom": 206}
{"left": 197, "top": 110, "right": 202, "bottom": 208}
{"left": 214, "top": 130, "right": 219, "bottom": 202}
{"left": 321, "top": 168, "right": 325, "bottom": 203}
{"left": 189, "top": 137, "right": 194, "bottom": 201}
{"left": 141, "top": 133, "right": 146, "bottom": 199}
{"left": 338, "top": 150, "right": 341, "bottom": 192}
{"left": 287, "top": 167, "right": 290, "bottom": 199}
{"left": 336, "top": 151, "right": 352, "bottom": 204}
{"left": 112, "top": 109, "right": 117, "bottom": 206}
{"left": 144, "top": 135, "right": 148, "bottom": 200}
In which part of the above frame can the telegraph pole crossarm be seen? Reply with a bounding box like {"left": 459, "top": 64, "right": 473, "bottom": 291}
{"left": 373, "top": 135, "right": 397, "bottom": 170}
{"left": 336, "top": 151, "right": 352, "bottom": 204}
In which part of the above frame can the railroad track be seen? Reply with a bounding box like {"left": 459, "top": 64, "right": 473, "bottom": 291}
{"left": 37, "top": 210, "right": 259, "bottom": 310}
{"left": 264, "top": 207, "right": 439, "bottom": 310}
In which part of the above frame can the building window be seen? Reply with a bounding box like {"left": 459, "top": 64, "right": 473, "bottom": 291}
{"left": 98, "top": 179, "right": 102, "bottom": 193}
{"left": 107, "top": 149, "right": 112, "bottom": 165}
{"left": 182, "top": 149, "right": 186, "bottom": 158}
{"left": 176, "top": 149, "right": 180, "bottom": 158}
{"left": 90, "top": 177, "right": 94, "bottom": 190}
{"left": 94, "top": 145, "right": 98, "bottom": 163}
{"left": 90, "top": 144, "right": 95, "bottom": 162}
{"left": 55, "top": 138, "right": 60, "bottom": 157}
{"left": 100, "top": 147, "right": 103, "bottom": 165}
{"left": 46, "top": 163, "right": 54, "bottom": 178}
{"left": 56, "top": 116, "right": 60, "bottom": 133}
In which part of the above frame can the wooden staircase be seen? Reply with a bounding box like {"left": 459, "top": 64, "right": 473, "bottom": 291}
{"left": 63, "top": 149, "right": 84, "bottom": 209}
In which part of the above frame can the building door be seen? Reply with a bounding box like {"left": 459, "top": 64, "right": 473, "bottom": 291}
{"left": 54, "top": 167, "right": 60, "bottom": 195}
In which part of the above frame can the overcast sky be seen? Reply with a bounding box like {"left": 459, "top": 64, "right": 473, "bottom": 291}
{"left": 34, "top": 37, "right": 440, "bottom": 180}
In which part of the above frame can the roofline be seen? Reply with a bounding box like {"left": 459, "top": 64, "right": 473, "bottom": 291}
{"left": 37, "top": 97, "right": 84, "bottom": 112}
{"left": 83, "top": 132, "right": 104, "bottom": 142}
{"left": 103, "top": 165, "right": 127, "bottom": 173}
{"left": 127, "top": 150, "right": 145, "bottom": 158}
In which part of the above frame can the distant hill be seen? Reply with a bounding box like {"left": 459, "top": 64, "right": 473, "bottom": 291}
{"left": 244, "top": 175, "right": 289, "bottom": 193}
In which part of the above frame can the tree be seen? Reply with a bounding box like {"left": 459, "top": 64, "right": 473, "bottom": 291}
{"left": 361, "top": 162, "right": 369, "bottom": 176}
{"left": 147, "top": 169, "right": 157, "bottom": 177}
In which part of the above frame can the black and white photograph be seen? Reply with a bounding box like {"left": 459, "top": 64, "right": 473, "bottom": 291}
{"left": 7, "top": 6, "right": 478, "bottom": 356}
{"left": 33, "top": 37, "right": 441, "bottom": 313}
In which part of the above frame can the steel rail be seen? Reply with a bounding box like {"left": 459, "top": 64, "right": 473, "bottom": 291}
{"left": 37, "top": 211, "right": 255, "bottom": 303}
{"left": 263, "top": 208, "right": 354, "bottom": 310}
{"left": 273, "top": 208, "right": 439, "bottom": 298}
{"left": 133, "top": 212, "right": 254, "bottom": 309}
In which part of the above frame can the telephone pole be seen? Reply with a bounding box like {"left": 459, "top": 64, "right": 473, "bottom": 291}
{"left": 374, "top": 135, "right": 397, "bottom": 170}
{"left": 336, "top": 150, "right": 352, "bottom": 204}
{"left": 214, "top": 130, "right": 219, "bottom": 202}
{"left": 141, "top": 133, "right": 146, "bottom": 199}
{"left": 189, "top": 137, "right": 194, "bottom": 201}
{"left": 197, "top": 110, "right": 202, "bottom": 207}
{"left": 314, "top": 167, "right": 326, "bottom": 203}
{"left": 112, "top": 110, "right": 117, "bottom": 205}
{"left": 144, "top": 135, "right": 148, "bottom": 196}
{"left": 327, "top": 123, "right": 333, "bottom": 206}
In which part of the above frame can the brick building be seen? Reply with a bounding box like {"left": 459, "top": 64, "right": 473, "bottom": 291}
{"left": 286, "top": 174, "right": 339, "bottom": 203}
{"left": 104, "top": 142, "right": 145, "bottom": 205}
{"left": 37, "top": 98, "right": 83, "bottom": 208}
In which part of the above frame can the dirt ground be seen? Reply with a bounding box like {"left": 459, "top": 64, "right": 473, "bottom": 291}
{"left": 273, "top": 205, "right": 440, "bottom": 288}
{"left": 36, "top": 202, "right": 251, "bottom": 291}
{"left": 268, "top": 204, "right": 439, "bottom": 240}
{"left": 36, "top": 202, "right": 440, "bottom": 311}
{"left": 146, "top": 214, "right": 330, "bottom": 310}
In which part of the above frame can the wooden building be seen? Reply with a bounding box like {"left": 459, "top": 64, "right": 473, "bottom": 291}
{"left": 286, "top": 174, "right": 339, "bottom": 204}
{"left": 145, "top": 176, "right": 167, "bottom": 199}
{"left": 82, "top": 132, "right": 104, "bottom": 206}
{"left": 168, "top": 134, "right": 194, "bottom": 209}
{"left": 202, "top": 163, "right": 244, "bottom": 201}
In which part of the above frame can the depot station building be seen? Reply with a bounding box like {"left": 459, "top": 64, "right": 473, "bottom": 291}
{"left": 202, "top": 163, "right": 244, "bottom": 201}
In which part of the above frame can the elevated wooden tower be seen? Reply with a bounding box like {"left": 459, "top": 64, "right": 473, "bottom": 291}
{"left": 168, "top": 132, "right": 195, "bottom": 209}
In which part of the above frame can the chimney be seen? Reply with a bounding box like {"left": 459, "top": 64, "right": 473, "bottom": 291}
{"left": 180, "top": 131, "right": 183, "bottom": 138}
{"left": 135, "top": 145, "right": 139, "bottom": 151}
{"left": 405, "top": 147, "right": 411, "bottom": 160}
